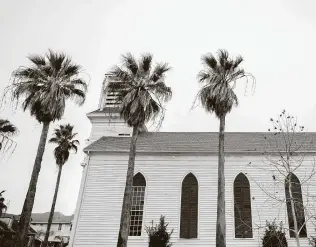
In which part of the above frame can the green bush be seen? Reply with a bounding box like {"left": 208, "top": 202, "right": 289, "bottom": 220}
{"left": 145, "top": 215, "right": 174, "bottom": 247}
{"left": 262, "top": 220, "right": 288, "bottom": 247}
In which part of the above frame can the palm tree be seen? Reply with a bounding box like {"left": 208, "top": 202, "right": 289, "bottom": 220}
{"left": 107, "top": 53, "right": 172, "bottom": 247}
{"left": 43, "top": 124, "right": 79, "bottom": 247}
{"left": 0, "top": 118, "right": 17, "bottom": 151}
{"left": 196, "top": 49, "right": 254, "bottom": 247}
{"left": 6, "top": 49, "right": 87, "bottom": 247}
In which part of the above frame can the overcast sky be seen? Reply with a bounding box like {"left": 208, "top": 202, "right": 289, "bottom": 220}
{"left": 1, "top": 0, "right": 316, "bottom": 215}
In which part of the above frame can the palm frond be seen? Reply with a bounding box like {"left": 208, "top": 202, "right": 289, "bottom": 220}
{"left": 63, "top": 64, "right": 80, "bottom": 77}
{"left": 48, "top": 137, "right": 59, "bottom": 144}
{"left": 109, "top": 66, "right": 132, "bottom": 83}
{"left": 147, "top": 82, "right": 172, "bottom": 102}
{"left": 150, "top": 63, "right": 171, "bottom": 82}
{"left": 47, "top": 49, "right": 67, "bottom": 73}
{"left": 140, "top": 53, "right": 153, "bottom": 73}
{"left": 233, "top": 55, "right": 244, "bottom": 69}
{"left": 218, "top": 49, "right": 229, "bottom": 67}
{"left": 201, "top": 53, "right": 217, "bottom": 70}
{"left": 197, "top": 70, "right": 211, "bottom": 83}
{"left": 122, "top": 52, "right": 138, "bottom": 76}
{"left": 0, "top": 119, "right": 18, "bottom": 136}
{"left": 27, "top": 54, "right": 46, "bottom": 66}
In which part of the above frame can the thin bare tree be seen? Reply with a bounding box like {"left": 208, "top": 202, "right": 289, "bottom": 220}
{"left": 248, "top": 110, "right": 316, "bottom": 247}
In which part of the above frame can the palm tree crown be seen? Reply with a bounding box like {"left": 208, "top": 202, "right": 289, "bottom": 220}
{"left": 9, "top": 49, "right": 87, "bottom": 123}
{"left": 107, "top": 53, "right": 172, "bottom": 127}
{"left": 197, "top": 49, "right": 254, "bottom": 118}
{"left": 49, "top": 124, "right": 79, "bottom": 166}
{"left": 0, "top": 119, "right": 17, "bottom": 136}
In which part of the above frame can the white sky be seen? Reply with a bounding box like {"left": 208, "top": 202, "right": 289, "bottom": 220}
{"left": 0, "top": 0, "right": 316, "bottom": 215}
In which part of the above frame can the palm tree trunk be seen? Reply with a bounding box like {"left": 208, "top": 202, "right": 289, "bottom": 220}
{"left": 43, "top": 165, "right": 63, "bottom": 246}
{"left": 216, "top": 115, "right": 226, "bottom": 247}
{"left": 117, "top": 125, "right": 139, "bottom": 247}
{"left": 16, "top": 121, "right": 50, "bottom": 247}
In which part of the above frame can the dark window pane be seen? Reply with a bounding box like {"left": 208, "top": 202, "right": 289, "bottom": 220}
{"left": 285, "top": 173, "right": 307, "bottom": 238}
{"left": 234, "top": 173, "right": 253, "bottom": 238}
{"left": 180, "top": 173, "right": 198, "bottom": 239}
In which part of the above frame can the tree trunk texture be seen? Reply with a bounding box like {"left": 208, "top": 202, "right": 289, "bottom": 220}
{"left": 216, "top": 115, "right": 226, "bottom": 247}
{"left": 15, "top": 121, "right": 50, "bottom": 247}
{"left": 117, "top": 126, "right": 139, "bottom": 247}
{"left": 43, "top": 165, "right": 63, "bottom": 246}
{"left": 289, "top": 173, "right": 301, "bottom": 247}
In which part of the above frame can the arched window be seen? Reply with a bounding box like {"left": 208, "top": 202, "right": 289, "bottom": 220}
{"left": 180, "top": 173, "right": 198, "bottom": 238}
{"left": 234, "top": 173, "right": 253, "bottom": 238}
{"left": 285, "top": 173, "right": 307, "bottom": 238}
{"left": 129, "top": 172, "right": 146, "bottom": 236}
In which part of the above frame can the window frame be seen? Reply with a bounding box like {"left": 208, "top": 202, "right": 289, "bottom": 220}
{"left": 285, "top": 173, "right": 307, "bottom": 238}
{"left": 233, "top": 172, "right": 254, "bottom": 239}
{"left": 128, "top": 172, "right": 147, "bottom": 238}
{"left": 179, "top": 172, "right": 199, "bottom": 239}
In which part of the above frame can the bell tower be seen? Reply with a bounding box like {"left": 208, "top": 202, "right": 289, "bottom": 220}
{"left": 86, "top": 74, "right": 147, "bottom": 143}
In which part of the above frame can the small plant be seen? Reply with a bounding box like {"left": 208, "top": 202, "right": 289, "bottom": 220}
{"left": 145, "top": 215, "right": 174, "bottom": 247}
{"left": 262, "top": 220, "right": 288, "bottom": 247}
{"left": 309, "top": 234, "right": 316, "bottom": 247}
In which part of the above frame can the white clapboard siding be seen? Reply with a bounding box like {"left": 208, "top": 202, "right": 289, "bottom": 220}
{"left": 89, "top": 121, "right": 132, "bottom": 141}
{"left": 72, "top": 153, "right": 316, "bottom": 247}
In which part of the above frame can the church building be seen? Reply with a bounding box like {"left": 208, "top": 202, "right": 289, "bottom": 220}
{"left": 69, "top": 75, "right": 316, "bottom": 247}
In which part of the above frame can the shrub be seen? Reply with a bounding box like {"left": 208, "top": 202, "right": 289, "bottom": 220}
{"left": 262, "top": 220, "right": 288, "bottom": 247}
{"left": 145, "top": 215, "right": 174, "bottom": 247}
{"left": 309, "top": 235, "right": 316, "bottom": 247}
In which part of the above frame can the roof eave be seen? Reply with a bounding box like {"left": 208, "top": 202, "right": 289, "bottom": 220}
{"left": 31, "top": 221, "right": 71, "bottom": 224}
{"left": 86, "top": 111, "right": 120, "bottom": 119}
{"left": 83, "top": 150, "right": 316, "bottom": 155}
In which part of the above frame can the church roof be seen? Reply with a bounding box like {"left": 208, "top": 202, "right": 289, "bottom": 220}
{"left": 84, "top": 132, "right": 316, "bottom": 154}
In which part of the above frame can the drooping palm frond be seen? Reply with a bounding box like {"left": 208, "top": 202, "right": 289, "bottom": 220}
{"left": 0, "top": 118, "right": 17, "bottom": 154}
{"left": 194, "top": 49, "right": 255, "bottom": 118}
{"left": 3, "top": 50, "right": 88, "bottom": 123}
{"left": 49, "top": 124, "right": 79, "bottom": 166}
{"left": 107, "top": 53, "right": 172, "bottom": 128}
{"left": 0, "top": 119, "right": 18, "bottom": 136}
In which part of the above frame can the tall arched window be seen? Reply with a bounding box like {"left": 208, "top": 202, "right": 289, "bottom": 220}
{"left": 234, "top": 173, "right": 253, "bottom": 238}
{"left": 180, "top": 173, "right": 198, "bottom": 238}
{"left": 285, "top": 173, "right": 307, "bottom": 238}
{"left": 129, "top": 172, "right": 146, "bottom": 236}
